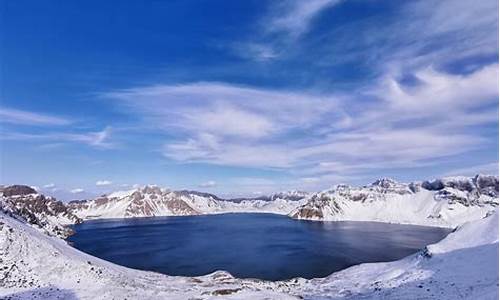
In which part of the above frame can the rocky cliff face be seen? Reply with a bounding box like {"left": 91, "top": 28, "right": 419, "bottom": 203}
{"left": 0, "top": 185, "right": 82, "bottom": 238}
{"left": 68, "top": 186, "right": 226, "bottom": 219}
{"left": 290, "top": 174, "right": 499, "bottom": 227}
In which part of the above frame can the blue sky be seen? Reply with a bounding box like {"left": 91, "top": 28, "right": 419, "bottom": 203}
{"left": 1, "top": 0, "right": 498, "bottom": 200}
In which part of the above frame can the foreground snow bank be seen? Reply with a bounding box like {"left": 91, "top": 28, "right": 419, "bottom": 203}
{"left": 0, "top": 210, "right": 498, "bottom": 299}
{"left": 299, "top": 211, "right": 499, "bottom": 299}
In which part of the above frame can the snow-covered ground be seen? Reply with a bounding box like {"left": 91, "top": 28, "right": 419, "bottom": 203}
{"left": 0, "top": 208, "right": 497, "bottom": 299}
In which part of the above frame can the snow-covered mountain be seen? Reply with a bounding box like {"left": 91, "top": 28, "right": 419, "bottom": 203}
{"left": 68, "top": 186, "right": 309, "bottom": 220}
{"left": 290, "top": 174, "right": 498, "bottom": 227}
{"left": 2, "top": 174, "right": 497, "bottom": 230}
{"left": 0, "top": 202, "right": 497, "bottom": 299}
{"left": 0, "top": 185, "right": 82, "bottom": 238}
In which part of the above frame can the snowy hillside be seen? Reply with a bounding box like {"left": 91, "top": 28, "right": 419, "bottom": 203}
{"left": 68, "top": 186, "right": 308, "bottom": 220}
{"left": 297, "top": 209, "right": 499, "bottom": 299}
{"left": 290, "top": 175, "right": 499, "bottom": 228}
{"left": 0, "top": 204, "right": 497, "bottom": 299}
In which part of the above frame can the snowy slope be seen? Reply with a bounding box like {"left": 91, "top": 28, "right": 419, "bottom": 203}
{"left": 297, "top": 210, "right": 499, "bottom": 300}
{"left": 0, "top": 210, "right": 295, "bottom": 300}
{"left": 290, "top": 175, "right": 498, "bottom": 228}
{"left": 0, "top": 206, "right": 497, "bottom": 299}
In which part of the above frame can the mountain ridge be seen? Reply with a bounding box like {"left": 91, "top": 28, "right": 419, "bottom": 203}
{"left": 1, "top": 174, "right": 498, "bottom": 234}
{"left": 290, "top": 174, "right": 498, "bottom": 227}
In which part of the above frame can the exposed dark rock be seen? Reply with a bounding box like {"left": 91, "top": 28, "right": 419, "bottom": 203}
{"left": 474, "top": 175, "right": 499, "bottom": 197}
{"left": 291, "top": 207, "right": 323, "bottom": 219}
{"left": 2, "top": 185, "right": 37, "bottom": 197}
{"left": 422, "top": 180, "right": 445, "bottom": 191}
{"left": 176, "top": 190, "right": 222, "bottom": 201}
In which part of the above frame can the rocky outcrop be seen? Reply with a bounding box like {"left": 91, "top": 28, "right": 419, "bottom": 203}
{"left": 0, "top": 185, "right": 37, "bottom": 197}
{"left": 0, "top": 185, "right": 82, "bottom": 238}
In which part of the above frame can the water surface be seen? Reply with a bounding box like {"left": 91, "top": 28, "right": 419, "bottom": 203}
{"left": 68, "top": 213, "right": 450, "bottom": 280}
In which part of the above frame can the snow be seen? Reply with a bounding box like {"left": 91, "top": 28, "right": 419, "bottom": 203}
{"left": 107, "top": 188, "right": 137, "bottom": 199}
{"left": 297, "top": 211, "right": 499, "bottom": 299}
{"left": 0, "top": 208, "right": 498, "bottom": 299}
{"left": 0, "top": 210, "right": 297, "bottom": 299}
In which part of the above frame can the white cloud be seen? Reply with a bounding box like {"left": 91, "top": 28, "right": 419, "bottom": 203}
{"left": 70, "top": 188, "right": 84, "bottom": 194}
{"left": 232, "top": 43, "right": 278, "bottom": 62}
{"left": 106, "top": 82, "right": 336, "bottom": 142}
{"left": 0, "top": 107, "right": 71, "bottom": 126}
{"left": 198, "top": 180, "right": 217, "bottom": 188}
{"left": 96, "top": 180, "right": 112, "bottom": 186}
{"left": 43, "top": 183, "right": 56, "bottom": 189}
{"left": 184, "top": 105, "right": 275, "bottom": 139}
{"left": 378, "top": 65, "right": 498, "bottom": 115}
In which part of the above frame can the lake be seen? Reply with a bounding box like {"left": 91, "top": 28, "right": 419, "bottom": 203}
{"left": 67, "top": 213, "right": 450, "bottom": 281}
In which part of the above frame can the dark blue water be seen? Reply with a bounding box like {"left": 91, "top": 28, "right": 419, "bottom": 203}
{"left": 68, "top": 213, "right": 450, "bottom": 281}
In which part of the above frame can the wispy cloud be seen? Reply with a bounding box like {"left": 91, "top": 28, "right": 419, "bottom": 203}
{"left": 232, "top": 0, "right": 341, "bottom": 61}
{"left": 0, "top": 107, "right": 71, "bottom": 126}
{"left": 103, "top": 0, "right": 499, "bottom": 191}
{"left": 1, "top": 127, "right": 113, "bottom": 148}
{"left": 70, "top": 188, "right": 84, "bottom": 194}
{"left": 307, "top": 0, "right": 498, "bottom": 76}
{"left": 265, "top": 0, "right": 341, "bottom": 39}
{"left": 105, "top": 62, "right": 497, "bottom": 187}
{"left": 106, "top": 82, "right": 337, "bottom": 141}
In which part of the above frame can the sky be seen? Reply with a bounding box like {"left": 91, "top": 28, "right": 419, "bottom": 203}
{"left": 0, "top": 0, "right": 498, "bottom": 200}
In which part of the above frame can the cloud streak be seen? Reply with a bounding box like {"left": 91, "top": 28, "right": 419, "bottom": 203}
{"left": 70, "top": 188, "right": 84, "bottom": 194}
{"left": 232, "top": 0, "right": 341, "bottom": 61}
{"left": 0, "top": 107, "right": 71, "bottom": 126}
{"left": 96, "top": 180, "right": 112, "bottom": 186}
{"left": 1, "top": 127, "right": 113, "bottom": 148}
{"left": 265, "top": 0, "right": 341, "bottom": 39}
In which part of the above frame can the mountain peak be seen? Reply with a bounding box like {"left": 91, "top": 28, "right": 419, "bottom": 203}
{"left": 0, "top": 185, "right": 38, "bottom": 197}
{"left": 370, "top": 178, "right": 400, "bottom": 188}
